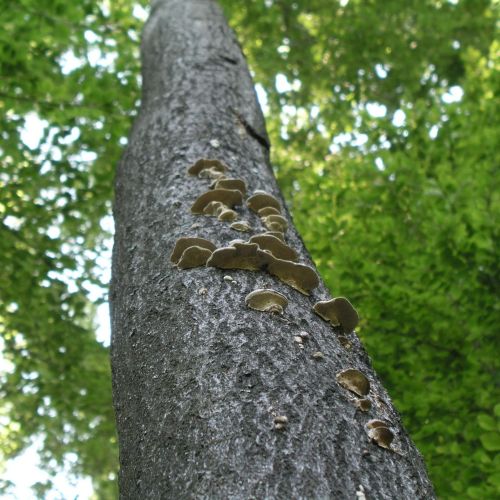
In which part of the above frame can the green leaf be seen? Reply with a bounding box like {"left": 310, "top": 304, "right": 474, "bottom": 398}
{"left": 480, "top": 433, "right": 500, "bottom": 452}
{"left": 494, "top": 403, "right": 500, "bottom": 418}
{"left": 478, "top": 414, "right": 497, "bottom": 431}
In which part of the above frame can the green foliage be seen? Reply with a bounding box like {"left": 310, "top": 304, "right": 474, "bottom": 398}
{"left": 1, "top": 0, "right": 498, "bottom": 498}
{"left": 1, "top": 0, "right": 147, "bottom": 496}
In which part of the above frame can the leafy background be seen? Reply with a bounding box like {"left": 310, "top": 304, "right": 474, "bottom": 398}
{"left": 0, "top": 0, "right": 498, "bottom": 498}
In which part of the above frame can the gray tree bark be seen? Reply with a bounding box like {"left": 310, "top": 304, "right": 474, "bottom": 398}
{"left": 110, "top": 0, "right": 436, "bottom": 498}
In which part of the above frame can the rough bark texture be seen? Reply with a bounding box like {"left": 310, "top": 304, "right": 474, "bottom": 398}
{"left": 111, "top": 0, "right": 436, "bottom": 498}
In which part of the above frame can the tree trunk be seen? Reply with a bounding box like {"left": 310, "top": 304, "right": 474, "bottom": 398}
{"left": 110, "top": 0, "right": 435, "bottom": 498}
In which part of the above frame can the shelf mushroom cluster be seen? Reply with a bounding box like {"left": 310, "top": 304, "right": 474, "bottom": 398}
{"left": 171, "top": 158, "right": 320, "bottom": 295}
{"left": 169, "top": 157, "right": 394, "bottom": 449}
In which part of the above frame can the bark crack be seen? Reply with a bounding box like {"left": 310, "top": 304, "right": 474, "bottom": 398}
{"left": 231, "top": 106, "right": 271, "bottom": 150}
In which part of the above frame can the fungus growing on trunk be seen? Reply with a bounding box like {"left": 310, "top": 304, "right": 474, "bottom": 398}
{"left": 262, "top": 231, "right": 285, "bottom": 241}
{"left": 366, "top": 419, "right": 389, "bottom": 429}
{"left": 313, "top": 297, "right": 359, "bottom": 334}
{"left": 217, "top": 208, "right": 238, "bottom": 221}
{"left": 170, "top": 237, "right": 216, "bottom": 264}
{"left": 249, "top": 234, "right": 298, "bottom": 261}
{"left": 367, "top": 424, "right": 394, "bottom": 450}
{"left": 177, "top": 246, "right": 213, "bottom": 269}
{"left": 191, "top": 188, "right": 243, "bottom": 214}
{"left": 266, "top": 258, "right": 319, "bottom": 295}
{"left": 354, "top": 399, "right": 372, "bottom": 412}
{"left": 202, "top": 201, "right": 225, "bottom": 216}
{"left": 212, "top": 178, "right": 246, "bottom": 195}
{"left": 274, "top": 415, "right": 288, "bottom": 430}
{"left": 187, "top": 158, "right": 228, "bottom": 178}
{"left": 258, "top": 206, "right": 281, "bottom": 217}
{"left": 336, "top": 368, "right": 370, "bottom": 396}
{"left": 247, "top": 190, "right": 281, "bottom": 213}
{"left": 206, "top": 242, "right": 319, "bottom": 294}
{"left": 245, "top": 288, "right": 288, "bottom": 314}
{"left": 230, "top": 221, "right": 252, "bottom": 232}
{"left": 262, "top": 214, "right": 288, "bottom": 233}
{"left": 207, "top": 242, "right": 266, "bottom": 271}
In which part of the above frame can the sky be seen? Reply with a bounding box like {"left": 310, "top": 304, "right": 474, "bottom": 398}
{"left": 2, "top": 445, "right": 93, "bottom": 500}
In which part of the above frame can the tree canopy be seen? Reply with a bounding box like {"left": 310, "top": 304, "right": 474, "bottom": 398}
{"left": 0, "top": 0, "right": 498, "bottom": 498}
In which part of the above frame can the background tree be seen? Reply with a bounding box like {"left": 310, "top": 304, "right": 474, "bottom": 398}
{"left": 0, "top": 0, "right": 498, "bottom": 498}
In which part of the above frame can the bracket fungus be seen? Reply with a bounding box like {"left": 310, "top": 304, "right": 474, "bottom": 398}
{"left": 366, "top": 419, "right": 389, "bottom": 429}
{"left": 191, "top": 189, "right": 243, "bottom": 214}
{"left": 249, "top": 234, "right": 298, "bottom": 262}
{"left": 170, "top": 237, "right": 216, "bottom": 265}
{"left": 217, "top": 208, "right": 238, "bottom": 221}
{"left": 212, "top": 178, "right": 246, "bottom": 195}
{"left": 202, "top": 200, "right": 225, "bottom": 216}
{"left": 313, "top": 297, "right": 359, "bottom": 334}
{"left": 206, "top": 241, "right": 319, "bottom": 294}
{"left": 336, "top": 368, "right": 370, "bottom": 397}
{"left": 230, "top": 221, "right": 252, "bottom": 232}
{"left": 258, "top": 206, "right": 281, "bottom": 217}
{"left": 366, "top": 421, "right": 394, "bottom": 449}
{"left": 354, "top": 398, "right": 372, "bottom": 412}
{"left": 228, "top": 239, "right": 246, "bottom": 246}
{"left": 207, "top": 242, "right": 266, "bottom": 271}
{"left": 262, "top": 231, "right": 285, "bottom": 241}
{"left": 266, "top": 258, "right": 319, "bottom": 295}
{"left": 176, "top": 246, "right": 213, "bottom": 269}
{"left": 274, "top": 415, "right": 288, "bottom": 430}
{"left": 245, "top": 289, "right": 288, "bottom": 314}
{"left": 338, "top": 335, "right": 352, "bottom": 349}
{"left": 262, "top": 214, "right": 288, "bottom": 233}
{"left": 247, "top": 190, "right": 281, "bottom": 213}
{"left": 187, "top": 158, "right": 228, "bottom": 178}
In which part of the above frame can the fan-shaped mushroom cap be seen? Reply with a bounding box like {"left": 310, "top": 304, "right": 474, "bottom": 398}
{"left": 228, "top": 239, "right": 246, "bottom": 246}
{"left": 274, "top": 415, "right": 288, "bottom": 430}
{"left": 191, "top": 189, "right": 243, "bottom": 214}
{"left": 367, "top": 426, "right": 394, "bottom": 449}
{"left": 217, "top": 209, "right": 238, "bottom": 221}
{"left": 230, "top": 221, "right": 252, "bottom": 232}
{"left": 213, "top": 178, "right": 246, "bottom": 195}
{"left": 245, "top": 288, "right": 288, "bottom": 314}
{"left": 207, "top": 242, "right": 318, "bottom": 294}
{"left": 249, "top": 234, "right": 298, "bottom": 261}
{"left": 313, "top": 297, "right": 359, "bottom": 333}
{"left": 207, "top": 242, "right": 266, "bottom": 271}
{"left": 366, "top": 419, "right": 389, "bottom": 429}
{"left": 262, "top": 231, "right": 285, "bottom": 241}
{"left": 355, "top": 399, "right": 372, "bottom": 412}
{"left": 188, "top": 158, "right": 228, "bottom": 177}
{"left": 258, "top": 206, "right": 281, "bottom": 217}
{"left": 203, "top": 200, "right": 225, "bottom": 216}
{"left": 336, "top": 368, "right": 370, "bottom": 396}
{"left": 267, "top": 258, "right": 319, "bottom": 295}
{"left": 177, "top": 246, "right": 213, "bottom": 269}
{"left": 202, "top": 167, "right": 226, "bottom": 179}
{"left": 262, "top": 214, "right": 288, "bottom": 232}
{"left": 247, "top": 190, "right": 281, "bottom": 213}
{"left": 170, "top": 237, "right": 216, "bottom": 264}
